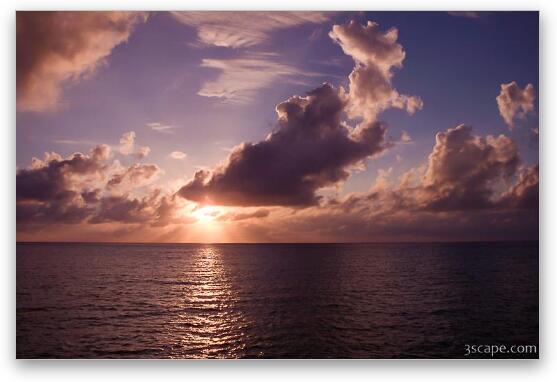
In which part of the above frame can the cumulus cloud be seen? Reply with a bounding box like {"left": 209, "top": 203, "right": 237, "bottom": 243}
{"left": 170, "top": 151, "right": 187, "bottom": 160}
{"left": 266, "top": 125, "right": 537, "bottom": 242}
{"left": 178, "top": 83, "right": 389, "bottom": 206}
{"left": 17, "top": 144, "right": 112, "bottom": 224}
{"left": 118, "top": 131, "right": 151, "bottom": 158}
{"left": 17, "top": 11, "right": 147, "bottom": 112}
{"left": 496, "top": 81, "right": 536, "bottom": 128}
{"left": 88, "top": 192, "right": 158, "bottom": 224}
{"left": 178, "top": 20, "right": 426, "bottom": 208}
{"left": 119, "top": 131, "right": 136, "bottom": 155}
{"left": 417, "top": 124, "right": 520, "bottom": 210}
{"left": 16, "top": 134, "right": 187, "bottom": 230}
{"left": 329, "top": 20, "right": 423, "bottom": 122}
{"left": 335, "top": 124, "right": 534, "bottom": 216}
{"left": 107, "top": 163, "right": 161, "bottom": 190}
{"left": 171, "top": 11, "right": 329, "bottom": 48}
{"left": 198, "top": 53, "right": 321, "bottom": 104}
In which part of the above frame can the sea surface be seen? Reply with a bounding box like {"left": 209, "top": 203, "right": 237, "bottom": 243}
{"left": 16, "top": 242, "right": 539, "bottom": 359}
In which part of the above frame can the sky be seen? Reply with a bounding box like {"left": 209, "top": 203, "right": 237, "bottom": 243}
{"left": 16, "top": 11, "right": 539, "bottom": 243}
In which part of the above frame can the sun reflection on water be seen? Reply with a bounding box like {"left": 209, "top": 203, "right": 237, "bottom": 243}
{"left": 173, "top": 246, "right": 248, "bottom": 358}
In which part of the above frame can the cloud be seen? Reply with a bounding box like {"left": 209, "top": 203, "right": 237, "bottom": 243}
{"left": 118, "top": 131, "right": 151, "bottom": 158}
{"left": 178, "top": 20, "right": 425, "bottom": 207}
{"left": 338, "top": 124, "right": 534, "bottom": 216}
{"left": 88, "top": 192, "right": 158, "bottom": 224}
{"left": 496, "top": 81, "right": 536, "bottom": 128}
{"left": 447, "top": 11, "right": 482, "bottom": 19}
{"left": 197, "top": 53, "right": 321, "bottom": 104}
{"left": 107, "top": 163, "right": 161, "bottom": 190}
{"left": 17, "top": 11, "right": 147, "bottom": 112}
{"left": 119, "top": 131, "right": 136, "bottom": 155}
{"left": 135, "top": 146, "right": 151, "bottom": 159}
{"left": 179, "top": 83, "right": 389, "bottom": 206}
{"left": 258, "top": 204, "right": 537, "bottom": 242}
{"left": 16, "top": 134, "right": 187, "bottom": 229}
{"left": 400, "top": 130, "right": 412, "bottom": 143}
{"left": 17, "top": 144, "right": 112, "bottom": 224}
{"left": 497, "top": 164, "right": 539, "bottom": 209}
{"left": 261, "top": 125, "right": 537, "bottom": 242}
{"left": 171, "top": 11, "right": 329, "bottom": 48}
{"left": 170, "top": 151, "right": 187, "bottom": 160}
{"left": 147, "top": 122, "right": 174, "bottom": 133}
{"left": 217, "top": 208, "right": 270, "bottom": 222}
{"left": 52, "top": 139, "right": 97, "bottom": 145}
{"left": 329, "top": 21, "right": 423, "bottom": 122}
{"left": 416, "top": 124, "right": 520, "bottom": 210}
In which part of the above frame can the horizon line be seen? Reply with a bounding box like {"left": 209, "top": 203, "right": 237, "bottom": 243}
{"left": 16, "top": 239, "right": 540, "bottom": 245}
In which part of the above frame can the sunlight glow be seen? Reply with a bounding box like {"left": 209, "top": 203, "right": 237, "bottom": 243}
{"left": 193, "top": 205, "right": 221, "bottom": 223}
{"left": 188, "top": 205, "right": 230, "bottom": 243}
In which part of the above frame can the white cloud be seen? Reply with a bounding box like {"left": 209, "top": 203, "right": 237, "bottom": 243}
{"left": 170, "top": 151, "right": 187, "bottom": 160}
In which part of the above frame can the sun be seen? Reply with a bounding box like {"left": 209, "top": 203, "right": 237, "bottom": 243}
{"left": 192, "top": 205, "right": 221, "bottom": 223}
{"left": 189, "top": 204, "right": 229, "bottom": 243}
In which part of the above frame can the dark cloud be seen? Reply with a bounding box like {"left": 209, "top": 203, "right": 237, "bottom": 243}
{"left": 262, "top": 207, "right": 538, "bottom": 242}
{"left": 17, "top": 144, "right": 110, "bottom": 204}
{"left": 17, "top": 11, "right": 147, "bottom": 111}
{"left": 16, "top": 140, "right": 182, "bottom": 228}
{"left": 256, "top": 125, "right": 538, "bottom": 242}
{"left": 89, "top": 193, "right": 156, "bottom": 224}
{"left": 177, "top": 20, "right": 425, "bottom": 208}
{"left": 178, "top": 84, "right": 389, "bottom": 206}
{"left": 497, "top": 164, "right": 539, "bottom": 209}
{"left": 107, "top": 163, "right": 161, "bottom": 190}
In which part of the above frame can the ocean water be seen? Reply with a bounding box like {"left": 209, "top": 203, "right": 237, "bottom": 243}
{"left": 16, "top": 242, "right": 538, "bottom": 359}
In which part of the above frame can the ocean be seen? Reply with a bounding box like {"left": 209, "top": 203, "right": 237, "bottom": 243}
{"left": 16, "top": 242, "right": 539, "bottom": 359}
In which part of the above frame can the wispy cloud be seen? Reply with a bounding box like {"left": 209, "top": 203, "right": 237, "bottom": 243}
{"left": 147, "top": 122, "right": 175, "bottom": 133}
{"left": 52, "top": 138, "right": 97, "bottom": 145}
{"left": 171, "top": 11, "right": 330, "bottom": 48}
{"left": 447, "top": 11, "right": 482, "bottom": 19}
{"left": 170, "top": 151, "right": 187, "bottom": 160}
{"left": 198, "top": 53, "right": 322, "bottom": 104}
